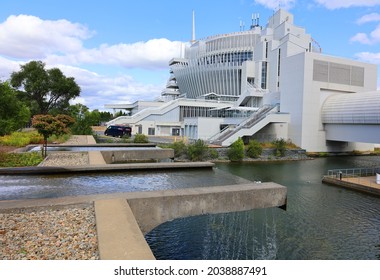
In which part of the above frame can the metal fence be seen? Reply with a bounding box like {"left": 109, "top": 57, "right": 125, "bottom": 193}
{"left": 325, "top": 167, "right": 380, "bottom": 188}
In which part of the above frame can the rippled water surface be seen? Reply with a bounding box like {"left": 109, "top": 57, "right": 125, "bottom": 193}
{"left": 146, "top": 156, "right": 380, "bottom": 260}
{"left": 0, "top": 168, "right": 249, "bottom": 200}
{"left": 1, "top": 156, "right": 380, "bottom": 259}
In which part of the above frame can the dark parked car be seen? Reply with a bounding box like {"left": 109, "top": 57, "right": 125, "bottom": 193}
{"left": 104, "top": 125, "right": 132, "bottom": 137}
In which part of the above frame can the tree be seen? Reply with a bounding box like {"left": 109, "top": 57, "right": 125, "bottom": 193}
{"left": 272, "top": 138, "right": 287, "bottom": 157}
{"left": 32, "top": 114, "right": 75, "bottom": 157}
{"left": 246, "top": 139, "right": 263, "bottom": 158}
{"left": 0, "top": 81, "right": 30, "bottom": 136}
{"left": 227, "top": 137, "right": 245, "bottom": 162}
{"left": 187, "top": 139, "right": 208, "bottom": 161}
{"left": 10, "top": 61, "right": 81, "bottom": 114}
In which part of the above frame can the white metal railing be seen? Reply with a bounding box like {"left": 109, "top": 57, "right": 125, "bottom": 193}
{"left": 325, "top": 167, "right": 380, "bottom": 188}
{"left": 326, "top": 167, "right": 380, "bottom": 178}
{"left": 209, "top": 104, "right": 277, "bottom": 144}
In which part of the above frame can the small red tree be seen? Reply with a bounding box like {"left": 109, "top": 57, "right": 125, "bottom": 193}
{"left": 32, "top": 114, "right": 75, "bottom": 157}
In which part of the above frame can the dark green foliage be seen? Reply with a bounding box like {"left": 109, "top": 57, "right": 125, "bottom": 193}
{"left": 170, "top": 140, "right": 187, "bottom": 157}
{"left": 10, "top": 61, "right": 80, "bottom": 114}
{"left": 0, "top": 81, "right": 30, "bottom": 136}
{"left": 227, "top": 138, "right": 245, "bottom": 161}
{"left": 187, "top": 139, "right": 208, "bottom": 161}
{"left": 272, "top": 138, "right": 287, "bottom": 157}
{"left": 208, "top": 148, "right": 219, "bottom": 159}
{"left": 246, "top": 139, "right": 263, "bottom": 158}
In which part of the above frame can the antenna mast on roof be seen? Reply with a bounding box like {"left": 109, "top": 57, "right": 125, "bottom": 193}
{"left": 191, "top": 10, "right": 196, "bottom": 43}
{"left": 251, "top": 13, "right": 260, "bottom": 29}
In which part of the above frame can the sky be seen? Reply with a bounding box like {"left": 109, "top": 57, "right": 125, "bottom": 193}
{"left": 0, "top": 0, "right": 379, "bottom": 111}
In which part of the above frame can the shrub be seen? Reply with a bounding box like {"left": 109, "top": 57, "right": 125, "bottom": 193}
{"left": 170, "top": 140, "right": 187, "bottom": 157}
{"left": 0, "top": 152, "right": 43, "bottom": 167}
{"left": 208, "top": 148, "right": 219, "bottom": 159}
{"left": 133, "top": 133, "right": 149, "bottom": 143}
{"left": 187, "top": 139, "right": 208, "bottom": 161}
{"left": 0, "top": 131, "right": 44, "bottom": 147}
{"left": 246, "top": 139, "right": 263, "bottom": 158}
{"left": 227, "top": 138, "right": 245, "bottom": 162}
{"left": 272, "top": 138, "right": 287, "bottom": 157}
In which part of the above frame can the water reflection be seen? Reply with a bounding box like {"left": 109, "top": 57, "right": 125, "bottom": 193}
{"left": 146, "top": 157, "right": 380, "bottom": 260}
{"left": 0, "top": 168, "right": 250, "bottom": 200}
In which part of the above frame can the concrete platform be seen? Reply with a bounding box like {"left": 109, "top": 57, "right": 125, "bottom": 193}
{"left": 0, "top": 162, "right": 215, "bottom": 175}
{"left": 0, "top": 182, "right": 287, "bottom": 260}
{"left": 0, "top": 135, "right": 288, "bottom": 260}
{"left": 322, "top": 176, "right": 380, "bottom": 196}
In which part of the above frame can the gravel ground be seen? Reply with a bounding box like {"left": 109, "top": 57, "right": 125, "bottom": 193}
{"left": 0, "top": 205, "right": 99, "bottom": 260}
{"left": 39, "top": 152, "right": 89, "bottom": 166}
{"left": 0, "top": 136, "right": 99, "bottom": 260}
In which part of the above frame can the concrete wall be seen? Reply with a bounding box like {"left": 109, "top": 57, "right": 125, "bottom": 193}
{"left": 126, "top": 182, "right": 287, "bottom": 235}
{"left": 94, "top": 182, "right": 287, "bottom": 260}
{"left": 101, "top": 149, "right": 174, "bottom": 163}
{"left": 281, "top": 51, "right": 378, "bottom": 152}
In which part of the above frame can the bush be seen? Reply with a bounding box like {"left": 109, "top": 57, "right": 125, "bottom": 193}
{"left": 170, "top": 140, "right": 187, "bottom": 157}
{"left": 0, "top": 152, "right": 43, "bottom": 167}
{"left": 0, "top": 131, "right": 43, "bottom": 147}
{"left": 227, "top": 138, "right": 245, "bottom": 162}
{"left": 133, "top": 133, "right": 149, "bottom": 143}
{"left": 187, "top": 139, "right": 208, "bottom": 161}
{"left": 246, "top": 139, "right": 263, "bottom": 158}
{"left": 208, "top": 148, "right": 219, "bottom": 159}
{"left": 272, "top": 138, "right": 287, "bottom": 157}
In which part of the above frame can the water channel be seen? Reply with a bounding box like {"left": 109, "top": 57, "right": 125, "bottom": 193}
{"left": 1, "top": 155, "right": 379, "bottom": 259}
{"left": 146, "top": 156, "right": 380, "bottom": 260}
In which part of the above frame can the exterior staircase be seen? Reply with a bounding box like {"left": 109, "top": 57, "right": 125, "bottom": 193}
{"left": 209, "top": 105, "right": 289, "bottom": 146}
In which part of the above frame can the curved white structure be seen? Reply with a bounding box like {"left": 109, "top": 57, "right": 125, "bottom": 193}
{"left": 106, "top": 9, "right": 379, "bottom": 152}
{"left": 322, "top": 91, "right": 380, "bottom": 124}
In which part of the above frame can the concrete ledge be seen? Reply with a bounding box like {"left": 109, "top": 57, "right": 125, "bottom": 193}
{"left": 127, "top": 182, "right": 287, "bottom": 234}
{"left": 101, "top": 149, "right": 174, "bottom": 163}
{"left": 88, "top": 151, "right": 107, "bottom": 165}
{"left": 322, "top": 176, "right": 380, "bottom": 197}
{"left": 95, "top": 199, "right": 155, "bottom": 260}
{"left": 46, "top": 143, "right": 157, "bottom": 147}
{"left": 0, "top": 182, "right": 287, "bottom": 260}
{"left": 0, "top": 162, "right": 215, "bottom": 175}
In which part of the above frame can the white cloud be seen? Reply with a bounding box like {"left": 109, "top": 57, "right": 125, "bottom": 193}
{"left": 0, "top": 15, "right": 185, "bottom": 110}
{"left": 355, "top": 51, "right": 380, "bottom": 64}
{"left": 351, "top": 12, "right": 380, "bottom": 45}
{"left": 46, "top": 39, "right": 184, "bottom": 69}
{"left": 314, "top": 0, "right": 380, "bottom": 9}
{"left": 0, "top": 15, "right": 92, "bottom": 59}
{"left": 356, "top": 13, "right": 380, "bottom": 25}
{"left": 254, "top": 0, "right": 296, "bottom": 10}
{"left": 0, "top": 14, "right": 184, "bottom": 70}
{"left": 55, "top": 65, "right": 164, "bottom": 110}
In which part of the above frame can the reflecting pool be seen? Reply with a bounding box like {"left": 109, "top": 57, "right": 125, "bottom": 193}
{"left": 146, "top": 156, "right": 380, "bottom": 260}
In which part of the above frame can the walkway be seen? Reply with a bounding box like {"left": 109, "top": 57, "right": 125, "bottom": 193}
{"left": 0, "top": 135, "right": 288, "bottom": 260}
{"left": 322, "top": 175, "right": 380, "bottom": 196}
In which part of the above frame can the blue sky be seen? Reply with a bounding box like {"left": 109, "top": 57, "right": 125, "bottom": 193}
{"left": 0, "top": 0, "right": 379, "bottom": 110}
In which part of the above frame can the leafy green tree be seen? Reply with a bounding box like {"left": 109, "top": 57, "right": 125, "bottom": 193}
{"left": 170, "top": 140, "right": 187, "bottom": 157}
{"left": 32, "top": 114, "right": 74, "bottom": 157}
{"left": 272, "top": 138, "right": 287, "bottom": 157}
{"left": 0, "top": 81, "right": 30, "bottom": 136}
{"left": 246, "top": 139, "right": 263, "bottom": 158}
{"left": 187, "top": 139, "right": 208, "bottom": 161}
{"left": 66, "top": 104, "right": 108, "bottom": 135}
{"left": 227, "top": 137, "right": 245, "bottom": 162}
{"left": 10, "top": 61, "right": 80, "bottom": 114}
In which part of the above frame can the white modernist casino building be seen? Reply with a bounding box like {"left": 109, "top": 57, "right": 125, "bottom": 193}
{"left": 106, "top": 9, "right": 379, "bottom": 152}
